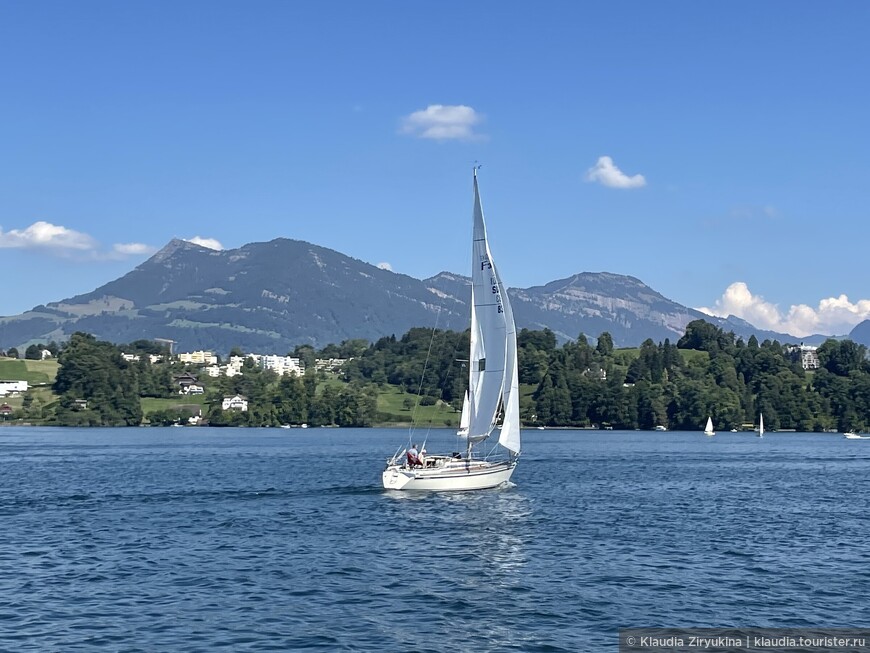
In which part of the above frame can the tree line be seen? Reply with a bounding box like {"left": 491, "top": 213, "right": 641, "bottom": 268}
{"left": 8, "top": 321, "right": 870, "bottom": 430}
{"left": 343, "top": 320, "right": 870, "bottom": 432}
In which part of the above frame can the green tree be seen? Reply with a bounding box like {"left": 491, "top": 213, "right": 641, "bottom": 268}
{"left": 595, "top": 332, "right": 614, "bottom": 357}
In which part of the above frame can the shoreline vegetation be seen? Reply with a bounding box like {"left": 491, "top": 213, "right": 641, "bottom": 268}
{"left": 1, "top": 320, "right": 868, "bottom": 432}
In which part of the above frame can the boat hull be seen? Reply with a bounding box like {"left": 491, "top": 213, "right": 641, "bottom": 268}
{"left": 382, "top": 459, "right": 516, "bottom": 491}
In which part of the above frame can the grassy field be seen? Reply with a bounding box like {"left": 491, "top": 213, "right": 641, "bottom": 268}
{"left": 376, "top": 385, "right": 459, "bottom": 427}
{"left": 1, "top": 386, "right": 57, "bottom": 410}
{"left": 141, "top": 395, "right": 210, "bottom": 414}
{"left": 611, "top": 347, "right": 710, "bottom": 366}
{"left": 374, "top": 383, "right": 540, "bottom": 427}
{"left": 0, "top": 357, "right": 59, "bottom": 384}
{"left": 612, "top": 348, "right": 640, "bottom": 366}
{"left": 679, "top": 349, "right": 710, "bottom": 364}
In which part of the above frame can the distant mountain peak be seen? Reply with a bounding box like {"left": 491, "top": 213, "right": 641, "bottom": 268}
{"left": 151, "top": 238, "right": 211, "bottom": 263}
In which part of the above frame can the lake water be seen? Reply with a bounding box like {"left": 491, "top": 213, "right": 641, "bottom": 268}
{"left": 1, "top": 427, "right": 869, "bottom": 652}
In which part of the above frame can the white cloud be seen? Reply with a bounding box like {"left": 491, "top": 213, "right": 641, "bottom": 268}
{"left": 698, "top": 282, "right": 870, "bottom": 337}
{"left": 376, "top": 262, "right": 393, "bottom": 271}
{"left": 0, "top": 221, "right": 156, "bottom": 260}
{"left": 0, "top": 221, "right": 97, "bottom": 251}
{"left": 584, "top": 156, "right": 646, "bottom": 189}
{"left": 400, "top": 104, "right": 483, "bottom": 140}
{"left": 185, "top": 236, "right": 224, "bottom": 251}
{"left": 112, "top": 242, "right": 157, "bottom": 256}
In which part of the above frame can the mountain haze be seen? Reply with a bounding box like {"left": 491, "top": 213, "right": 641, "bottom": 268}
{"left": 0, "top": 238, "right": 828, "bottom": 353}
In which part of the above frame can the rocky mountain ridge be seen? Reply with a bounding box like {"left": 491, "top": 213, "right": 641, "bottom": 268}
{"left": 0, "top": 238, "right": 834, "bottom": 353}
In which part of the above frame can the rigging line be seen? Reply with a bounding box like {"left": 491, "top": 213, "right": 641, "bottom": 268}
{"left": 418, "top": 307, "right": 470, "bottom": 444}
{"left": 408, "top": 304, "right": 443, "bottom": 444}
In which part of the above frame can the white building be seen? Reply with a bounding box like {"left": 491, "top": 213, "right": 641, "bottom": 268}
{"left": 0, "top": 380, "right": 28, "bottom": 396}
{"left": 222, "top": 395, "right": 248, "bottom": 411}
{"left": 180, "top": 384, "right": 205, "bottom": 395}
{"left": 258, "top": 355, "right": 304, "bottom": 377}
{"left": 178, "top": 351, "right": 218, "bottom": 366}
{"left": 205, "top": 365, "right": 221, "bottom": 377}
{"left": 788, "top": 345, "right": 821, "bottom": 370}
{"left": 121, "top": 353, "right": 164, "bottom": 364}
{"left": 799, "top": 345, "right": 820, "bottom": 370}
{"left": 226, "top": 356, "right": 245, "bottom": 377}
{"left": 315, "top": 358, "right": 349, "bottom": 372}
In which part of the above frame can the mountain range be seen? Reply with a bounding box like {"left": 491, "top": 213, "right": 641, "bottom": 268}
{"left": 0, "top": 238, "right": 851, "bottom": 353}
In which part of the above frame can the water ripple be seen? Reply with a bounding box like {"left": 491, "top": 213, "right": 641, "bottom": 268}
{"left": 1, "top": 428, "right": 868, "bottom": 651}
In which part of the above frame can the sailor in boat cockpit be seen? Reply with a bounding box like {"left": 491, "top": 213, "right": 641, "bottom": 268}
{"left": 406, "top": 444, "right": 421, "bottom": 468}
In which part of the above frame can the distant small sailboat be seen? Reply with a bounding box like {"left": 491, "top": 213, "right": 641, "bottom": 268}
{"left": 758, "top": 413, "right": 764, "bottom": 438}
{"left": 704, "top": 416, "right": 715, "bottom": 437}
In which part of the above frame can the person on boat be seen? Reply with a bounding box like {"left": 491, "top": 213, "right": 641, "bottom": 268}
{"left": 406, "top": 444, "right": 421, "bottom": 468}
{"left": 418, "top": 447, "right": 427, "bottom": 467}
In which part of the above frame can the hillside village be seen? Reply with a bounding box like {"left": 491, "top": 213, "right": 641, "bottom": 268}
{"left": 0, "top": 342, "right": 353, "bottom": 426}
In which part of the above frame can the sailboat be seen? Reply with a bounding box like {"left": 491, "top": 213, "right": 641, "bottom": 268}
{"left": 704, "top": 416, "right": 715, "bottom": 437}
{"left": 382, "top": 169, "right": 521, "bottom": 491}
{"left": 758, "top": 413, "right": 764, "bottom": 438}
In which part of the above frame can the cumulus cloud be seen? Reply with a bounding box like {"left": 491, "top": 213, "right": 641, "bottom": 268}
{"left": 584, "top": 156, "right": 646, "bottom": 189}
{"left": 0, "top": 221, "right": 97, "bottom": 251}
{"left": 400, "top": 104, "right": 483, "bottom": 140}
{"left": 185, "top": 236, "right": 224, "bottom": 250}
{"left": 698, "top": 282, "right": 870, "bottom": 337}
{"left": 0, "top": 221, "right": 155, "bottom": 260}
{"left": 376, "top": 262, "right": 393, "bottom": 271}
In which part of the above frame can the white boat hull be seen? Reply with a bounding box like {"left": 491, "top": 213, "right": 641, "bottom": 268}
{"left": 383, "top": 459, "right": 516, "bottom": 491}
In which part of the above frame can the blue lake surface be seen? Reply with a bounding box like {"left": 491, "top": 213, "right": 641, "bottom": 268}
{"left": 1, "top": 427, "right": 869, "bottom": 652}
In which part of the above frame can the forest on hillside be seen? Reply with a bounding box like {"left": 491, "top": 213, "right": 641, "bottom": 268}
{"left": 4, "top": 321, "right": 868, "bottom": 431}
{"left": 344, "top": 320, "right": 870, "bottom": 432}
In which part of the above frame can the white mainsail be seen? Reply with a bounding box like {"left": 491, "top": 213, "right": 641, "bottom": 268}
{"left": 704, "top": 416, "right": 715, "bottom": 436}
{"left": 758, "top": 413, "right": 764, "bottom": 437}
{"left": 467, "top": 171, "right": 507, "bottom": 442}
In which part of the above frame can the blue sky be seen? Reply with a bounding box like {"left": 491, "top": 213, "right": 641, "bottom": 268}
{"left": 1, "top": 2, "right": 869, "bottom": 337}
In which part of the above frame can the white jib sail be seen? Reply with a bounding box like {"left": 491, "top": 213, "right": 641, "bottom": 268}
{"left": 457, "top": 390, "right": 470, "bottom": 436}
{"left": 496, "top": 263, "right": 521, "bottom": 455}
{"left": 759, "top": 413, "right": 764, "bottom": 436}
